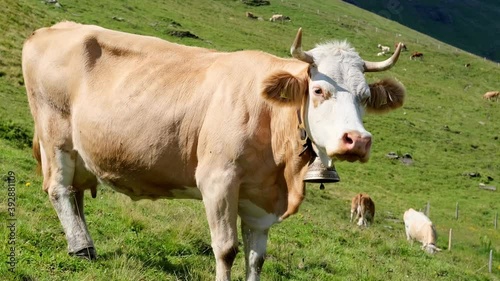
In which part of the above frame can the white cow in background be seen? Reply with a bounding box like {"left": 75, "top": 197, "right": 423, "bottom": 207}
{"left": 403, "top": 208, "right": 441, "bottom": 254}
{"left": 269, "top": 14, "right": 290, "bottom": 22}
{"left": 377, "top": 44, "right": 390, "bottom": 53}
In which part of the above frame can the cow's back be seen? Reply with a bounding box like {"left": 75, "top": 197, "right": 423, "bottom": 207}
{"left": 484, "top": 91, "right": 500, "bottom": 99}
{"left": 23, "top": 22, "right": 214, "bottom": 115}
{"left": 23, "top": 22, "right": 224, "bottom": 197}
{"left": 404, "top": 209, "right": 436, "bottom": 244}
{"left": 360, "top": 195, "right": 375, "bottom": 222}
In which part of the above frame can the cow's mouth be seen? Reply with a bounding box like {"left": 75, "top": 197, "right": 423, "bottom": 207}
{"left": 333, "top": 153, "right": 370, "bottom": 163}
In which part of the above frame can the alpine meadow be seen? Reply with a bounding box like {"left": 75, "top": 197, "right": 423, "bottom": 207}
{"left": 0, "top": 0, "right": 499, "bottom": 280}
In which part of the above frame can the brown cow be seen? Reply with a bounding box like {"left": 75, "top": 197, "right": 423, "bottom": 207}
{"left": 23, "top": 22, "right": 405, "bottom": 280}
{"left": 410, "top": 52, "right": 424, "bottom": 60}
{"left": 350, "top": 193, "right": 375, "bottom": 226}
{"left": 395, "top": 42, "right": 407, "bottom": 51}
{"left": 483, "top": 91, "right": 500, "bottom": 101}
{"left": 246, "top": 12, "right": 258, "bottom": 19}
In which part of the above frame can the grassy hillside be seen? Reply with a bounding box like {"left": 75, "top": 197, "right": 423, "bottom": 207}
{"left": 1, "top": 0, "right": 499, "bottom": 280}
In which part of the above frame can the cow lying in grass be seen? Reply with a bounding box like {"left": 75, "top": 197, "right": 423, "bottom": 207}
{"left": 403, "top": 208, "right": 441, "bottom": 254}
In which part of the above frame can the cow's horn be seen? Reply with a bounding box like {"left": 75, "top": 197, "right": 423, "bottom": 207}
{"left": 291, "top": 28, "right": 314, "bottom": 64}
{"left": 363, "top": 42, "right": 403, "bottom": 72}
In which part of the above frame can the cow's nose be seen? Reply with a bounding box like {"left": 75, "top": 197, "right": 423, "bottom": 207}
{"left": 340, "top": 131, "right": 372, "bottom": 157}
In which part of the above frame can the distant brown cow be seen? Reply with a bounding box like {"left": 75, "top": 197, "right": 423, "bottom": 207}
{"left": 410, "top": 52, "right": 423, "bottom": 60}
{"left": 395, "top": 42, "right": 407, "bottom": 51}
{"left": 350, "top": 193, "right": 375, "bottom": 226}
{"left": 246, "top": 12, "right": 258, "bottom": 19}
{"left": 483, "top": 91, "right": 500, "bottom": 101}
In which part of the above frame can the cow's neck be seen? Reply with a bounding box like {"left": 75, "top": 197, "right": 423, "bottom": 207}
{"left": 269, "top": 104, "right": 313, "bottom": 221}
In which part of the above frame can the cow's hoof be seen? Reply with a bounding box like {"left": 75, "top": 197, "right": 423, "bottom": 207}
{"left": 70, "top": 247, "right": 97, "bottom": 260}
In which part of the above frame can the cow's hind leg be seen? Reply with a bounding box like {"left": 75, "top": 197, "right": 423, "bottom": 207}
{"left": 356, "top": 205, "right": 363, "bottom": 226}
{"left": 40, "top": 144, "right": 96, "bottom": 259}
{"left": 69, "top": 190, "right": 96, "bottom": 259}
{"left": 365, "top": 214, "right": 373, "bottom": 226}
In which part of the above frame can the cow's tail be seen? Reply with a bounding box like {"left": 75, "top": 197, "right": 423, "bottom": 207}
{"left": 32, "top": 129, "right": 42, "bottom": 175}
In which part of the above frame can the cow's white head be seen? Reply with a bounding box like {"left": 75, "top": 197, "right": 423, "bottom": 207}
{"left": 262, "top": 28, "right": 405, "bottom": 165}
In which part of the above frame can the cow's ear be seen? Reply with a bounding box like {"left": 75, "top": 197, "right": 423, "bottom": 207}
{"left": 261, "top": 70, "right": 308, "bottom": 107}
{"left": 366, "top": 78, "right": 405, "bottom": 113}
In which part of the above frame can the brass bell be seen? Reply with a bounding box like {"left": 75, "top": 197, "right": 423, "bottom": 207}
{"left": 303, "top": 157, "right": 340, "bottom": 184}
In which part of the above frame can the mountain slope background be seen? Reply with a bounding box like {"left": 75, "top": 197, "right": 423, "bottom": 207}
{"left": 0, "top": 0, "right": 499, "bottom": 280}
{"left": 344, "top": 0, "right": 500, "bottom": 62}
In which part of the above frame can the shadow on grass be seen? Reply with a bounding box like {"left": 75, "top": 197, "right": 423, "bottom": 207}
{"left": 98, "top": 238, "right": 213, "bottom": 280}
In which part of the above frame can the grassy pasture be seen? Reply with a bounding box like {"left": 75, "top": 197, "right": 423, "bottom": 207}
{"left": 0, "top": 0, "right": 499, "bottom": 280}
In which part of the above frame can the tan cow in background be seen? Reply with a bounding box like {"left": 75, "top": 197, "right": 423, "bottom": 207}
{"left": 23, "top": 21, "right": 406, "bottom": 280}
{"left": 350, "top": 193, "right": 375, "bottom": 226}
{"left": 404, "top": 208, "right": 441, "bottom": 254}
{"left": 483, "top": 91, "right": 499, "bottom": 101}
{"left": 269, "top": 14, "right": 290, "bottom": 22}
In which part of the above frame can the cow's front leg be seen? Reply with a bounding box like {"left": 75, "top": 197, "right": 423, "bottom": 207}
{"left": 241, "top": 221, "right": 269, "bottom": 281}
{"left": 239, "top": 200, "right": 279, "bottom": 281}
{"left": 198, "top": 168, "right": 240, "bottom": 281}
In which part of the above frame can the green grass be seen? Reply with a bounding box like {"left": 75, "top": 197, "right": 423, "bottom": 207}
{"left": 0, "top": 0, "right": 499, "bottom": 280}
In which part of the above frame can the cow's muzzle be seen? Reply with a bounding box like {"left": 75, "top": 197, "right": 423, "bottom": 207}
{"left": 328, "top": 131, "right": 372, "bottom": 162}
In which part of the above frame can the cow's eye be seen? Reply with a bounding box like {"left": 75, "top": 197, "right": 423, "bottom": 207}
{"left": 313, "top": 88, "right": 322, "bottom": 95}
